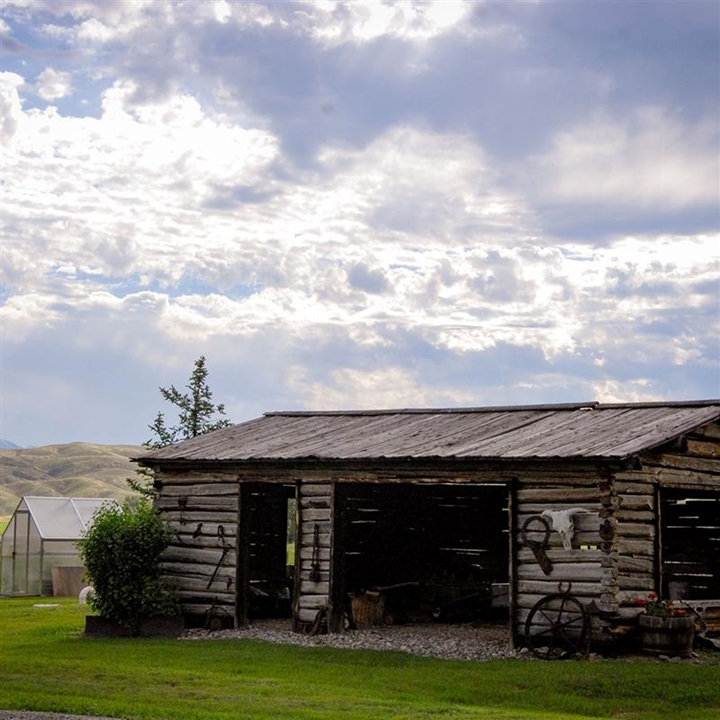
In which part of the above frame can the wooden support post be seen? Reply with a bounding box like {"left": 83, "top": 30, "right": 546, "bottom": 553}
{"left": 508, "top": 477, "right": 519, "bottom": 650}
{"left": 235, "top": 482, "right": 251, "bottom": 627}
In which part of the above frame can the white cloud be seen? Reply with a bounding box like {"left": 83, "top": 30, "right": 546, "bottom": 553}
{"left": 300, "top": 0, "right": 473, "bottom": 45}
{"left": 286, "top": 364, "right": 476, "bottom": 411}
{"left": 0, "top": 72, "right": 24, "bottom": 144}
{"left": 36, "top": 67, "right": 73, "bottom": 100}
{"left": 1, "top": 1, "right": 718, "bottom": 445}
{"left": 529, "top": 108, "right": 719, "bottom": 209}
{"left": 3, "top": 79, "right": 716, "bottom": 381}
{"left": 3, "top": 0, "right": 157, "bottom": 44}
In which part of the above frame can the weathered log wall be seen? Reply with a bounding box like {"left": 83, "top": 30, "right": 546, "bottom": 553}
{"left": 611, "top": 424, "right": 720, "bottom": 622}
{"left": 294, "top": 482, "right": 332, "bottom": 627}
{"left": 155, "top": 471, "right": 239, "bottom": 621}
{"left": 514, "top": 474, "right": 608, "bottom": 643}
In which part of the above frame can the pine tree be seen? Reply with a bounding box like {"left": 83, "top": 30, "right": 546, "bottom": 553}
{"left": 146, "top": 355, "right": 231, "bottom": 448}
{"left": 128, "top": 356, "right": 231, "bottom": 495}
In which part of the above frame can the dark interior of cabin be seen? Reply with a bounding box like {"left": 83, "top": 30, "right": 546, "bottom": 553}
{"left": 239, "top": 481, "right": 510, "bottom": 626}
{"left": 241, "top": 483, "right": 295, "bottom": 619}
{"left": 334, "top": 483, "right": 510, "bottom": 626}
{"left": 661, "top": 488, "right": 720, "bottom": 600}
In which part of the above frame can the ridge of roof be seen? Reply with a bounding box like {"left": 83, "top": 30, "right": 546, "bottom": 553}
{"left": 264, "top": 399, "right": 720, "bottom": 417}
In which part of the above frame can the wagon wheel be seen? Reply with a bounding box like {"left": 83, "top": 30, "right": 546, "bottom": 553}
{"left": 524, "top": 592, "right": 590, "bottom": 660}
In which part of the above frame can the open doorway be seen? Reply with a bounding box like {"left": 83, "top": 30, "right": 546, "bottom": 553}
{"left": 660, "top": 488, "right": 720, "bottom": 600}
{"left": 237, "top": 482, "right": 296, "bottom": 623}
{"left": 332, "top": 483, "right": 510, "bottom": 627}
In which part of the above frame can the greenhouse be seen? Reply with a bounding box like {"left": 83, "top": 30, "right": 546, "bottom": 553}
{"left": 0, "top": 496, "right": 116, "bottom": 596}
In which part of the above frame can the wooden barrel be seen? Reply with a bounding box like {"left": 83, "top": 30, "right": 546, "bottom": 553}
{"left": 638, "top": 615, "right": 695, "bottom": 657}
{"left": 351, "top": 591, "right": 386, "bottom": 626}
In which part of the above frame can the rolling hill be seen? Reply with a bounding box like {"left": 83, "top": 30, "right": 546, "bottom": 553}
{"left": 0, "top": 442, "right": 145, "bottom": 518}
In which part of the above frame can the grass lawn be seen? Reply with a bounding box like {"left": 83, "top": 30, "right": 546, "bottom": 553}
{"left": 0, "top": 598, "right": 718, "bottom": 720}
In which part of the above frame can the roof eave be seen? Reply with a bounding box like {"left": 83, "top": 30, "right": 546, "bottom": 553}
{"left": 137, "top": 453, "right": 633, "bottom": 471}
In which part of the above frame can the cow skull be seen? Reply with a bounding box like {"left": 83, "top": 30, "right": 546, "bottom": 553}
{"left": 540, "top": 508, "right": 591, "bottom": 550}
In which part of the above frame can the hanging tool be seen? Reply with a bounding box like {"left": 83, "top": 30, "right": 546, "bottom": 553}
{"left": 522, "top": 515, "right": 553, "bottom": 575}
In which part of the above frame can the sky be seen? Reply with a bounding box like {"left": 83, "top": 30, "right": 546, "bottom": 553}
{"left": 1, "top": 0, "right": 719, "bottom": 448}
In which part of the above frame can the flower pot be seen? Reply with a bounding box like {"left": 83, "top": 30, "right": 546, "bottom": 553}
{"left": 638, "top": 614, "right": 694, "bottom": 657}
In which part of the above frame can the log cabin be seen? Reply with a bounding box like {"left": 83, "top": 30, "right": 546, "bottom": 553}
{"left": 135, "top": 400, "right": 720, "bottom": 650}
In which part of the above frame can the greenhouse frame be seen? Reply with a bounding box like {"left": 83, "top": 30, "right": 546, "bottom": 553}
{"left": 0, "top": 496, "right": 116, "bottom": 596}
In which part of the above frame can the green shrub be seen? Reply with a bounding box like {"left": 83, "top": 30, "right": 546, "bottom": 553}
{"left": 78, "top": 500, "right": 178, "bottom": 629}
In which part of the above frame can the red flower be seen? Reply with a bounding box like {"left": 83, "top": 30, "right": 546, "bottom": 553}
{"left": 648, "top": 592, "right": 658, "bottom": 600}
{"left": 635, "top": 598, "right": 647, "bottom": 606}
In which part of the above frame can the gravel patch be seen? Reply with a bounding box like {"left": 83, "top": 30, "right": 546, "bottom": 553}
{"left": 182, "top": 618, "right": 521, "bottom": 661}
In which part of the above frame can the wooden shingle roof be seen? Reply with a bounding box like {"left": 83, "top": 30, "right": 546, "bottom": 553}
{"left": 136, "top": 400, "right": 720, "bottom": 466}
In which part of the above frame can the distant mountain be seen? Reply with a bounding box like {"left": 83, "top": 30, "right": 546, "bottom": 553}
{"left": 0, "top": 442, "right": 144, "bottom": 518}
{"left": 0, "top": 439, "right": 23, "bottom": 450}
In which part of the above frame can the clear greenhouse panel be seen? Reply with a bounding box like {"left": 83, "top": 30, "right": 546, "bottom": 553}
{"left": 0, "top": 497, "right": 117, "bottom": 597}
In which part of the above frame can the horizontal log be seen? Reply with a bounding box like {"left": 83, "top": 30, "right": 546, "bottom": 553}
{"left": 299, "top": 569, "right": 330, "bottom": 583}
{"left": 687, "top": 439, "right": 720, "bottom": 458}
{"left": 517, "top": 562, "right": 602, "bottom": 581}
{"left": 615, "top": 538, "right": 654, "bottom": 555}
{"left": 517, "top": 512, "right": 600, "bottom": 529}
{"left": 515, "top": 475, "right": 601, "bottom": 485}
{"left": 159, "top": 511, "right": 238, "bottom": 524}
{"left": 516, "top": 488, "right": 602, "bottom": 503}
{"left": 617, "top": 556, "right": 654, "bottom": 573}
{"left": 300, "top": 496, "right": 331, "bottom": 509}
{"left": 517, "top": 580, "right": 601, "bottom": 596}
{"left": 517, "top": 548, "right": 604, "bottom": 564}
{"left": 159, "top": 472, "right": 237, "bottom": 486}
{"left": 297, "top": 608, "right": 324, "bottom": 623}
{"left": 299, "top": 547, "right": 331, "bottom": 562}
{"left": 300, "top": 580, "right": 330, "bottom": 595}
{"left": 174, "top": 522, "right": 237, "bottom": 539}
{"left": 516, "top": 531, "right": 603, "bottom": 560}
{"left": 518, "top": 505, "right": 601, "bottom": 516}
{"left": 617, "top": 495, "right": 654, "bottom": 511}
{"left": 162, "top": 546, "right": 236, "bottom": 564}
{"left": 172, "top": 575, "right": 236, "bottom": 593}
{"left": 516, "top": 594, "right": 601, "bottom": 611}
{"left": 652, "top": 455, "right": 720, "bottom": 474}
{"left": 301, "top": 508, "right": 331, "bottom": 522}
{"left": 156, "top": 495, "right": 238, "bottom": 511}
{"left": 614, "top": 481, "right": 656, "bottom": 494}
{"left": 298, "top": 594, "right": 329, "bottom": 610}
{"left": 615, "top": 510, "right": 654, "bottom": 522}
{"left": 617, "top": 576, "right": 655, "bottom": 590}
{"left": 163, "top": 562, "right": 234, "bottom": 579}
{"left": 171, "top": 535, "right": 237, "bottom": 550}
{"left": 692, "top": 423, "right": 720, "bottom": 440}
{"left": 180, "top": 602, "right": 235, "bottom": 616}
{"left": 177, "top": 589, "right": 235, "bottom": 603}
{"left": 300, "top": 532, "right": 331, "bottom": 548}
{"left": 161, "top": 483, "right": 238, "bottom": 497}
{"left": 615, "top": 522, "right": 654, "bottom": 539}
{"left": 300, "top": 484, "right": 332, "bottom": 497}
{"left": 300, "top": 522, "right": 331, "bottom": 537}
{"left": 299, "top": 554, "right": 330, "bottom": 568}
